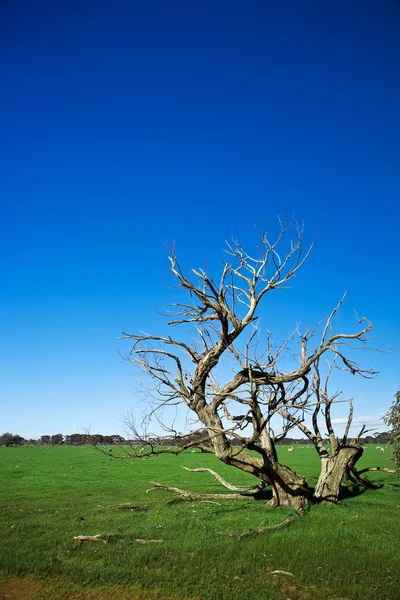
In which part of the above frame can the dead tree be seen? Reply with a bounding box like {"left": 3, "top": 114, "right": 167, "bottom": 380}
{"left": 121, "top": 220, "right": 374, "bottom": 510}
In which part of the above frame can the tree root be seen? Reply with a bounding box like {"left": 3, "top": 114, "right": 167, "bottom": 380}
{"left": 217, "top": 513, "right": 301, "bottom": 540}
{"left": 148, "top": 481, "right": 257, "bottom": 500}
{"left": 182, "top": 467, "right": 262, "bottom": 493}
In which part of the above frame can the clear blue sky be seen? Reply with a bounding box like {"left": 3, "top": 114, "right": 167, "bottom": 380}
{"left": 1, "top": 0, "right": 399, "bottom": 439}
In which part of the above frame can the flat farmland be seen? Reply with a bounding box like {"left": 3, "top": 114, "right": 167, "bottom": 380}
{"left": 0, "top": 445, "right": 399, "bottom": 600}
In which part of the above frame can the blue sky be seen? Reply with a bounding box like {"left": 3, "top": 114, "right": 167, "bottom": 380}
{"left": 1, "top": 0, "right": 399, "bottom": 439}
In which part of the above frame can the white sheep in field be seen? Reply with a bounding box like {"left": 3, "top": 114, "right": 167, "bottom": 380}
{"left": 380, "top": 447, "right": 385, "bottom": 452}
{"left": 287, "top": 447, "right": 294, "bottom": 454}
{"left": 376, "top": 446, "right": 381, "bottom": 450}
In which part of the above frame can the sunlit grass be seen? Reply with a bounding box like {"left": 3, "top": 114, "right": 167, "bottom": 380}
{"left": 0, "top": 445, "right": 398, "bottom": 599}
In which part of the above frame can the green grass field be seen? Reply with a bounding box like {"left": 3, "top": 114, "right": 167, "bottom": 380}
{"left": 0, "top": 444, "right": 399, "bottom": 600}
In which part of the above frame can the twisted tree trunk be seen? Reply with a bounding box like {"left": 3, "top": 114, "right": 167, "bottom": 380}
{"left": 216, "top": 450, "right": 310, "bottom": 509}
{"left": 203, "top": 410, "right": 310, "bottom": 510}
{"left": 314, "top": 445, "right": 363, "bottom": 503}
{"left": 267, "top": 463, "right": 310, "bottom": 510}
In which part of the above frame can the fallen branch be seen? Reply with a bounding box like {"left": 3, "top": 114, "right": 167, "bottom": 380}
{"left": 98, "top": 502, "right": 153, "bottom": 511}
{"left": 134, "top": 538, "right": 163, "bottom": 544}
{"left": 182, "top": 467, "right": 261, "bottom": 492}
{"left": 347, "top": 468, "right": 378, "bottom": 489}
{"left": 116, "top": 504, "right": 152, "bottom": 511}
{"left": 74, "top": 534, "right": 163, "bottom": 545}
{"left": 356, "top": 467, "right": 397, "bottom": 475}
{"left": 165, "top": 497, "right": 192, "bottom": 505}
{"left": 347, "top": 466, "right": 398, "bottom": 489}
{"left": 217, "top": 514, "right": 300, "bottom": 540}
{"left": 148, "top": 481, "right": 256, "bottom": 500}
{"left": 74, "top": 535, "right": 108, "bottom": 544}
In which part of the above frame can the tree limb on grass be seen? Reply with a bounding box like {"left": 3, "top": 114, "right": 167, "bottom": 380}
{"left": 74, "top": 534, "right": 163, "bottom": 545}
{"left": 356, "top": 467, "right": 397, "bottom": 475}
{"left": 134, "top": 539, "right": 163, "bottom": 544}
{"left": 217, "top": 514, "right": 300, "bottom": 540}
{"left": 74, "top": 535, "right": 108, "bottom": 544}
{"left": 182, "top": 466, "right": 262, "bottom": 492}
{"left": 148, "top": 481, "right": 256, "bottom": 500}
{"left": 115, "top": 504, "right": 152, "bottom": 511}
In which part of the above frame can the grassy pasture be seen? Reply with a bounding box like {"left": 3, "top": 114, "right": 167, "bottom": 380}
{"left": 0, "top": 444, "right": 399, "bottom": 600}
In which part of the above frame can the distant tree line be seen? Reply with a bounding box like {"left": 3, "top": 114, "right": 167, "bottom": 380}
{"left": 0, "top": 433, "right": 25, "bottom": 447}
{"left": 0, "top": 432, "right": 126, "bottom": 446}
{"left": 0, "top": 430, "right": 391, "bottom": 447}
